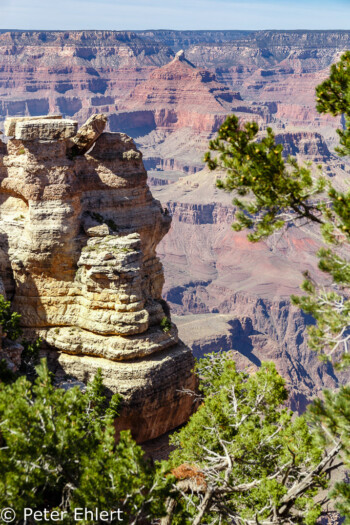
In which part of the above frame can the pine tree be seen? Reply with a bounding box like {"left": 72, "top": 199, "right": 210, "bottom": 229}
{"left": 161, "top": 353, "right": 341, "bottom": 525}
{"left": 0, "top": 359, "right": 170, "bottom": 524}
{"left": 202, "top": 50, "right": 350, "bottom": 523}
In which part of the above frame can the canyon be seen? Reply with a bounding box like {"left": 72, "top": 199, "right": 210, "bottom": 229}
{"left": 1, "top": 30, "right": 350, "bottom": 412}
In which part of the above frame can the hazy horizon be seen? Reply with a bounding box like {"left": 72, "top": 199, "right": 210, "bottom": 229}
{"left": 0, "top": 0, "right": 350, "bottom": 32}
{"left": 1, "top": 28, "right": 350, "bottom": 32}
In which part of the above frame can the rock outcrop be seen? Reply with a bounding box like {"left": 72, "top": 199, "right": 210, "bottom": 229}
{"left": 70, "top": 113, "right": 108, "bottom": 155}
{"left": 0, "top": 114, "right": 195, "bottom": 442}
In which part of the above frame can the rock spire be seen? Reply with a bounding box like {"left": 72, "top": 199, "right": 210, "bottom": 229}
{"left": 0, "top": 114, "right": 196, "bottom": 442}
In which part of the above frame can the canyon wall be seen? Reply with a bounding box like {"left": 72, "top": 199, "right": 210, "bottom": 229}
{"left": 0, "top": 31, "right": 173, "bottom": 126}
{"left": 0, "top": 30, "right": 348, "bottom": 190}
{"left": 1, "top": 30, "right": 348, "bottom": 164}
{"left": 153, "top": 169, "right": 350, "bottom": 411}
{"left": 0, "top": 114, "right": 195, "bottom": 442}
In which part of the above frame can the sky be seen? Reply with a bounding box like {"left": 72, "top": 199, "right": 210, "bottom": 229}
{"left": 0, "top": 0, "right": 350, "bottom": 31}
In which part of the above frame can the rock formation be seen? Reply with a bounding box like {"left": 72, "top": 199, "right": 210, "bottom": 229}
{"left": 0, "top": 114, "right": 195, "bottom": 442}
{"left": 123, "top": 49, "right": 242, "bottom": 116}
{"left": 111, "top": 50, "right": 270, "bottom": 177}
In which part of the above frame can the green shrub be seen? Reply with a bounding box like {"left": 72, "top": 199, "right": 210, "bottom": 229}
{"left": 0, "top": 295, "right": 22, "bottom": 340}
{"left": 0, "top": 360, "right": 171, "bottom": 523}
{"left": 160, "top": 316, "right": 172, "bottom": 333}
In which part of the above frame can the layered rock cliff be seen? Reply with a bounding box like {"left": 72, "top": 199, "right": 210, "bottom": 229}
{"left": 0, "top": 30, "right": 348, "bottom": 178}
{"left": 153, "top": 169, "right": 350, "bottom": 411}
{"left": 0, "top": 114, "right": 195, "bottom": 442}
{"left": 0, "top": 30, "right": 173, "bottom": 125}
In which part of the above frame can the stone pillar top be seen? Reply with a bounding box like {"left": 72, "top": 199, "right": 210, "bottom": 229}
{"left": 4, "top": 115, "right": 78, "bottom": 141}
{"left": 5, "top": 115, "right": 62, "bottom": 136}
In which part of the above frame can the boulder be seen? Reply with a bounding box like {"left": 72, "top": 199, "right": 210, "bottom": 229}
{"left": 70, "top": 113, "right": 108, "bottom": 155}
{"left": 5, "top": 115, "right": 62, "bottom": 137}
{"left": 14, "top": 118, "right": 77, "bottom": 141}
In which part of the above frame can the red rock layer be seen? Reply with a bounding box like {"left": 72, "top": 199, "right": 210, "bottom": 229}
{"left": 0, "top": 31, "right": 173, "bottom": 124}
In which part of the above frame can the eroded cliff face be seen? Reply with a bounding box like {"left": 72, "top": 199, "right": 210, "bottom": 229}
{"left": 153, "top": 169, "right": 350, "bottom": 412}
{"left": 0, "top": 114, "right": 195, "bottom": 442}
{"left": 1, "top": 30, "right": 348, "bottom": 184}
{"left": 0, "top": 31, "right": 173, "bottom": 125}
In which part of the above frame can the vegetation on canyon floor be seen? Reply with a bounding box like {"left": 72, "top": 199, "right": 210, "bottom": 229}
{"left": 0, "top": 51, "right": 350, "bottom": 525}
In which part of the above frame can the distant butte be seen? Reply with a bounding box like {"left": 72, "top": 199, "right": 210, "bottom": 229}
{"left": 122, "top": 49, "right": 242, "bottom": 112}
{"left": 110, "top": 50, "right": 269, "bottom": 175}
